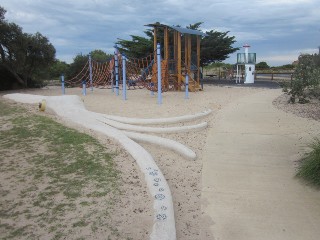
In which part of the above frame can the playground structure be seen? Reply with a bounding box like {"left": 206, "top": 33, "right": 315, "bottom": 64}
{"left": 145, "top": 23, "right": 207, "bottom": 92}
{"left": 236, "top": 44, "right": 256, "bottom": 83}
{"left": 64, "top": 23, "right": 207, "bottom": 93}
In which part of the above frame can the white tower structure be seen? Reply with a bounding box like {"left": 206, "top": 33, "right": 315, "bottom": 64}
{"left": 243, "top": 44, "right": 255, "bottom": 84}
{"left": 236, "top": 44, "right": 256, "bottom": 84}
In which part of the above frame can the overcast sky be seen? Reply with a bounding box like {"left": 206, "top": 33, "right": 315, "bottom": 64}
{"left": 1, "top": 0, "right": 320, "bottom": 66}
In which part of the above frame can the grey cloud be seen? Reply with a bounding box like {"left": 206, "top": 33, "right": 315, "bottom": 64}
{"left": 1, "top": 0, "right": 319, "bottom": 65}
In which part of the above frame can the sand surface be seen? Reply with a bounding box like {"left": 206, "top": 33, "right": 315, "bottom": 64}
{"left": 4, "top": 84, "right": 319, "bottom": 239}
{"left": 1, "top": 85, "right": 267, "bottom": 239}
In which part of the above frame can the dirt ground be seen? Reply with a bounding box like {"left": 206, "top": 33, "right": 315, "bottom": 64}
{"left": 1, "top": 84, "right": 319, "bottom": 239}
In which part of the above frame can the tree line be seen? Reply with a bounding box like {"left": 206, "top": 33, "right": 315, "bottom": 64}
{"left": 1, "top": 6, "right": 239, "bottom": 90}
{"left": 116, "top": 22, "right": 239, "bottom": 67}
{"left": 0, "top": 6, "right": 55, "bottom": 89}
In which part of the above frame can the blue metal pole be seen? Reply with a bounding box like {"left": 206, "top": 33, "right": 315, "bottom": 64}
{"left": 122, "top": 54, "right": 127, "bottom": 100}
{"left": 82, "top": 80, "right": 86, "bottom": 96}
{"left": 185, "top": 73, "right": 189, "bottom": 99}
{"left": 114, "top": 49, "right": 119, "bottom": 96}
{"left": 61, "top": 74, "right": 65, "bottom": 95}
{"left": 157, "top": 43, "right": 162, "bottom": 105}
{"left": 89, "top": 53, "right": 93, "bottom": 91}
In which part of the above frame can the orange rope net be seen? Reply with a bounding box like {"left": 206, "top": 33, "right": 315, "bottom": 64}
{"left": 65, "top": 51, "right": 170, "bottom": 92}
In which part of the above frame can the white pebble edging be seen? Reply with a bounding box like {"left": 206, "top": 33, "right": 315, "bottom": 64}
{"left": 103, "top": 109, "right": 212, "bottom": 125}
{"left": 122, "top": 131, "right": 197, "bottom": 160}
{"left": 3, "top": 94, "right": 177, "bottom": 240}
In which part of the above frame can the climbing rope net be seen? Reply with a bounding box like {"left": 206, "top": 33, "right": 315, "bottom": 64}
{"left": 65, "top": 51, "right": 170, "bottom": 92}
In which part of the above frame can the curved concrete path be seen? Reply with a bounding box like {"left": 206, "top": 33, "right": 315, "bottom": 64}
{"left": 201, "top": 89, "right": 320, "bottom": 240}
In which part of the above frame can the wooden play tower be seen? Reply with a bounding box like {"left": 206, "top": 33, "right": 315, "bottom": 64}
{"left": 146, "top": 23, "right": 207, "bottom": 92}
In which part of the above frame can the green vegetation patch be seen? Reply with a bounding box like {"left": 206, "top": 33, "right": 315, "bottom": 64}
{"left": 297, "top": 139, "right": 320, "bottom": 187}
{"left": 0, "top": 99, "right": 121, "bottom": 239}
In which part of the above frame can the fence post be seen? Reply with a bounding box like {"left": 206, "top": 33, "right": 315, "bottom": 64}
{"left": 185, "top": 73, "right": 189, "bottom": 99}
{"left": 157, "top": 43, "right": 162, "bottom": 105}
{"left": 122, "top": 54, "right": 127, "bottom": 100}
{"left": 89, "top": 53, "right": 93, "bottom": 91}
{"left": 61, "top": 74, "right": 65, "bottom": 95}
{"left": 114, "top": 48, "right": 119, "bottom": 96}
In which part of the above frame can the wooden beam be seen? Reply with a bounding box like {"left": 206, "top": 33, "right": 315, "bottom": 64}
{"left": 153, "top": 27, "right": 157, "bottom": 62}
{"left": 173, "top": 30, "right": 177, "bottom": 63}
{"left": 197, "top": 35, "right": 200, "bottom": 85}
{"left": 177, "top": 31, "right": 182, "bottom": 91}
{"left": 187, "top": 35, "right": 191, "bottom": 74}
{"left": 185, "top": 34, "right": 188, "bottom": 69}
{"left": 164, "top": 27, "right": 169, "bottom": 61}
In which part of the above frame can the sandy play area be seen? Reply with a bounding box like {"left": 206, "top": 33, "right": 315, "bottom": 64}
{"left": 2, "top": 83, "right": 319, "bottom": 240}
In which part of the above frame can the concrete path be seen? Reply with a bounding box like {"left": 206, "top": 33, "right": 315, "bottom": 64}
{"left": 201, "top": 89, "right": 320, "bottom": 240}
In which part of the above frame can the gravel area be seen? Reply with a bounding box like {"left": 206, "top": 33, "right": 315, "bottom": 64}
{"left": 273, "top": 93, "right": 320, "bottom": 122}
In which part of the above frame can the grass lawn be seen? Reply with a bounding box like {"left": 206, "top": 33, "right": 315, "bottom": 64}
{"left": 0, "top": 99, "right": 123, "bottom": 239}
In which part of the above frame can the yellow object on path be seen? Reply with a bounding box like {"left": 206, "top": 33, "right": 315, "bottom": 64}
{"left": 39, "top": 99, "right": 46, "bottom": 111}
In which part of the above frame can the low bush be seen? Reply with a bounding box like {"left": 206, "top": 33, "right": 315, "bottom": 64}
{"left": 286, "top": 54, "right": 320, "bottom": 103}
{"left": 297, "top": 139, "right": 320, "bottom": 187}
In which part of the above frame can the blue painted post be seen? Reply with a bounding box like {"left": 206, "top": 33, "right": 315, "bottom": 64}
{"left": 122, "top": 54, "right": 127, "bottom": 100}
{"left": 185, "top": 73, "right": 189, "bottom": 99}
{"left": 89, "top": 53, "right": 93, "bottom": 91}
{"left": 82, "top": 80, "right": 86, "bottom": 96}
{"left": 114, "top": 49, "right": 119, "bottom": 96}
{"left": 61, "top": 74, "right": 65, "bottom": 95}
{"left": 157, "top": 43, "right": 162, "bottom": 105}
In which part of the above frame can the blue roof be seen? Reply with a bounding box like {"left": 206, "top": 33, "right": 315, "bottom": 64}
{"left": 169, "top": 25, "right": 208, "bottom": 36}
{"left": 146, "top": 23, "right": 208, "bottom": 36}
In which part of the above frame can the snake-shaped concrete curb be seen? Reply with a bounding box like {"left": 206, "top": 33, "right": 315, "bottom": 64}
{"left": 100, "top": 117, "right": 208, "bottom": 133}
{"left": 122, "top": 131, "right": 197, "bottom": 160}
{"left": 102, "top": 109, "right": 212, "bottom": 125}
{"left": 3, "top": 93, "right": 211, "bottom": 240}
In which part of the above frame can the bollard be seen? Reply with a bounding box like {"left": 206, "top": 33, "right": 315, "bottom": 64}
{"left": 122, "top": 54, "right": 127, "bottom": 100}
{"left": 185, "top": 74, "right": 189, "bottom": 99}
{"left": 114, "top": 49, "right": 119, "bottom": 96}
{"left": 82, "top": 80, "right": 86, "bottom": 96}
{"left": 61, "top": 74, "right": 65, "bottom": 95}
{"left": 157, "top": 43, "right": 162, "bottom": 105}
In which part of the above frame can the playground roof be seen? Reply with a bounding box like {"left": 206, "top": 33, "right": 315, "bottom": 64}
{"left": 146, "top": 23, "right": 208, "bottom": 36}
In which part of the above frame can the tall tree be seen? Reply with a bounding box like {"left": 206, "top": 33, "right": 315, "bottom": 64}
{"left": 66, "top": 53, "right": 88, "bottom": 79}
{"left": 0, "top": 6, "right": 55, "bottom": 88}
{"left": 90, "top": 49, "right": 113, "bottom": 62}
{"left": 256, "top": 61, "right": 270, "bottom": 69}
{"left": 115, "top": 22, "right": 239, "bottom": 66}
{"left": 24, "top": 32, "right": 56, "bottom": 82}
{"left": 201, "top": 30, "right": 239, "bottom": 66}
{"left": 0, "top": 6, "right": 5, "bottom": 22}
{"left": 116, "top": 22, "right": 164, "bottom": 58}
{"left": 116, "top": 35, "right": 153, "bottom": 58}
{"left": 66, "top": 49, "right": 113, "bottom": 79}
{"left": 48, "top": 59, "right": 69, "bottom": 79}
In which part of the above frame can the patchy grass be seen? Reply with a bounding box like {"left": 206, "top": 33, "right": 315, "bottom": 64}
{"left": 0, "top": 99, "right": 122, "bottom": 239}
{"left": 297, "top": 139, "right": 320, "bottom": 187}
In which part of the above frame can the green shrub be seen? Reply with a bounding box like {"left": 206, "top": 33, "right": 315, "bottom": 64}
{"left": 285, "top": 54, "right": 320, "bottom": 103}
{"left": 296, "top": 139, "right": 320, "bottom": 186}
